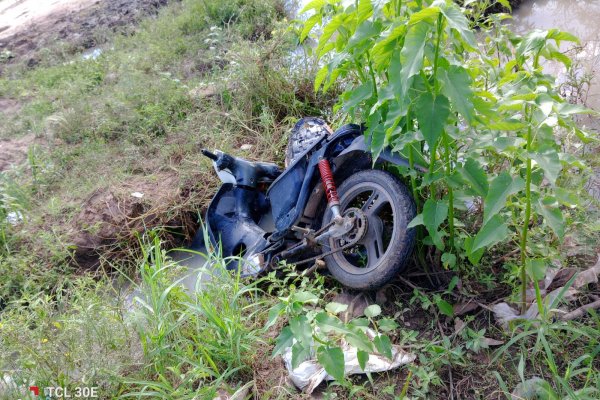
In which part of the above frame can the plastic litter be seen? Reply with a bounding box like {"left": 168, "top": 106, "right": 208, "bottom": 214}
{"left": 282, "top": 328, "right": 416, "bottom": 394}
{"left": 492, "top": 256, "right": 600, "bottom": 329}
{"left": 82, "top": 48, "right": 102, "bottom": 60}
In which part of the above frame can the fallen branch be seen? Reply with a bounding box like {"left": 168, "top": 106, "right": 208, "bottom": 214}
{"left": 559, "top": 299, "right": 600, "bottom": 321}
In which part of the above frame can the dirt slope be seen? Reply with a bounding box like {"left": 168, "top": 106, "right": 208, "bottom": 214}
{"left": 0, "top": 0, "right": 169, "bottom": 69}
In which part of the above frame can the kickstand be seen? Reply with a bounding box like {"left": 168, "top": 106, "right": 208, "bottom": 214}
{"left": 302, "top": 259, "right": 326, "bottom": 277}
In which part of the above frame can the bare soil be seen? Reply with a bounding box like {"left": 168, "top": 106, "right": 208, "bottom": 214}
{"left": 0, "top": 0, "right": 170, "bottom": 71}
{"left": 64, "top": 172, "right": 199, "bottom": 268}
{"left": 0, "top": 133, "right": 35, "bottom": 171}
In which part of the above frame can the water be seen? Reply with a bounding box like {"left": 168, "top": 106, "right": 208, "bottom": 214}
{"left": 168, "top": 233, "right": 215, "bottom": 293}
{"left": 121, "top": 232, "right": 214, "bottom": 312}
{"left": 512, "top": 0, "right": 600, "bottom": 115}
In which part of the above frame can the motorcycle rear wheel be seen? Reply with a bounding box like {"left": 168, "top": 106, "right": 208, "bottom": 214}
{"left": 321, "top": 169, "right": 416, "bottom": 290}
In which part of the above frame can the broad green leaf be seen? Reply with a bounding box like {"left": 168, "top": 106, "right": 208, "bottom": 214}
{"left": 464, "top": 236, "right": 484, "bottom": 265}
{"left": 407, "top": 214, "right": 424, "bottom": 228}
{"left": 367, "top": 112, "right": 386, "bottom": 160}
{"left": 422, "top": 198, "right": 448, "bottom": 250}
{"left": 440, "top": 4, "right": 477, "bottom": 48}
{"left": 434, "top": 296, "right": 454, "bottom": 318}
{"left": 546, "top": 29, "right": 580, "bottom": 44}
{"left": 325, "top": 302, "right": 349, "bottom": 315}
{"left": 535, "top": 196, "right": 565, "bottom": 238}
{"left": 317, "top": 14, "right": 345, "bottom": 55}
{"left": 343, "top": 82, "right": 372, "bottom": 111}
{"left": 378, "top": 318, "right": 399, "bottom": 332}
{"left": 545, "top": 46, "right": 571, "bottom": 68}
{"left": 525, "top": 258, "right": 547, "bottom": 281}
{"left": 265, "top": 302, "right": 285, "bottom": 329}
{"left": 272, "top": 326, "right": 294, "bottom": 357}
{"left": 483, "top": 172, "right": 525, "bottom": 225}
{"left": 317, "top": 346, "right": 345, "bottom": 381}
{"left": 357, "top": 0, "right": 373, "bottom": 23}
{"left": 349, "top": 20, "right": 382, "bottom": 48}
{"left": 471, "top": 214, "right": 509, "bottom": 254}
{"left": 535, "top": 93, "right": 554, "bottom": 117}
{"left": 488, "top": 119, "right": 527, "bottom": 130}
{"left": 440, "top": 65, "right": 474, "bottom": 122}
{"left": 373, "top": 335, "right": 393, "bottom": 359}
{"left": 372, "top": 24, "right": 407, "bottom": 67}
{"left": 441, "top": 252, "right": 457, "bottom": 268}
{"left": 357, "top": 350, "right": 369, "bottom": 371}
{"left": 531, "top": 148, "right": 561, "bottom": 186}
{"left": 349, "top": 318, "right": 370, "bottom": 329}
{"left": 416, "top": 93, "right": 450, "bottom": 148}
{"left": 364, "top": 304, "right": 382, "bottom": 318}
{"left": 322, "top": 64, "right": 341, "bottom": 92}
{"left": 300, "top": 0, "right": 326, "bottom": 14}
{"left": 291, "top": 291, "right": 319, "bottom": 304}
{"left": 315, "top": 312, "right": 351, "bottom": 334}
{"left": 345, "top": 330, "right": 374, "bottom": 352}
{"left": 292, "top": 342, "right": 311, "bottom": 369}
{"left": 516, "top": 30, "right": 548, "bottom": 58}
{"left": 408, "top": 6, "right": 440, "bottom": 25}
{"left": 400, "top": 21, "right": 430, "bottom": 93}
{"left": 314, "top": 65, "right": 329, "bottom": 91}
{"left": 555, "top": 187, "right": 578, "bottom": 207}
{"left": 490, "top": 137, "right": 527, "bottom": 151}
{"left": 290, "top": 315, "right": 312, "bottom": 347}
{"left": 459, "top": 158, "right": 488, "bottom": 197}
{"left": 556, "top": 102, "right": 595, "bottom": 116}
{"left": 423, "top": 198, "right": 448, "bottom": 234}
{"left": 300, "top": 13, "right": 321, "bottom": 42}
{"left": 497, "top": 0, "right": 511, "bottom": 10}
{"left": 574, "top": 127, "right": 595, "bottom": 144}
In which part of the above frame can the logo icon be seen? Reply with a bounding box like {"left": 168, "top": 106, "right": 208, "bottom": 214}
{"left": 29, "top": 386, "right": 40, "bottom": 396}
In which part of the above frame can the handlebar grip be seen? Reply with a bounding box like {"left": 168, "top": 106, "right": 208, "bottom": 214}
{"left": 201, "top": 149, "right": 218, "bottom": 161}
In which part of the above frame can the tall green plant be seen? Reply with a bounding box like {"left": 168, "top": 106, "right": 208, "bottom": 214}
{"left": 301, "top": 0, "right": 595, "bottom": 309}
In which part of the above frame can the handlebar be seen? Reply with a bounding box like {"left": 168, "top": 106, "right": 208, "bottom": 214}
{"left": 202, "top": 148, "right": 281, "bottom": 187}
{"left": 201, "top": 149, "right": 219, "bottom": 161}
{"left": 202, "top": 148, "right": 234, "bottom": 171}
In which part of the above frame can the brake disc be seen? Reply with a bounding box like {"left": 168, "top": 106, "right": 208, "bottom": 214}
{"left": 335, "top": 208, "right": 368, "bottom": 246}
{"left": 291, "top": 208, "right": 368, "bottom": 266}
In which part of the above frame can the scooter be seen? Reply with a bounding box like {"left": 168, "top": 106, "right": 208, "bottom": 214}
{"left": 201, "top": 118, "right": 418, "bottom": 290}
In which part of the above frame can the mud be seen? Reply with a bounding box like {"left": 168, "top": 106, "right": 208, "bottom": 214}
{"left": 67, "top": 172, "right": 198, "bottom": 268}
{"left": 0, "top": 0, "right": 170, "bottom": 71}
{"left": 0, "top": 133, "right": 36, "bottom": 172}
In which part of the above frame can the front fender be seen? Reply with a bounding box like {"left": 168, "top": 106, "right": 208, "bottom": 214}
{"left": 337, "top": 135, "right": 427, "bottom": 172}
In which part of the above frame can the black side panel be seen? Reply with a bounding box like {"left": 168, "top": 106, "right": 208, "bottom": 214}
{"left": 267, "top": 157, "right": 308, "bottom": 231}
{"left": 206, "top": 184, "right": 268, "bottom": 263}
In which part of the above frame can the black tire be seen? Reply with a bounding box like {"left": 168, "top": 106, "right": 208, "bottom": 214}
{"left": 321, "top": 170, "right": 416, "bottom": 290}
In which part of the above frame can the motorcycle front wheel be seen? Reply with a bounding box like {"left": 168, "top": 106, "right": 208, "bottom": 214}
{"left": 321, "top": 169, "right": 416, "bottom": 290}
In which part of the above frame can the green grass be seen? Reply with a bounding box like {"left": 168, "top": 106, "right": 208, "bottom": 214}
{"left": 0, "top": 0, "right": 599, "bottom": 398}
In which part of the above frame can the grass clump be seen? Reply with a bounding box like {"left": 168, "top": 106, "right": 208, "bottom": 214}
{"left": 123, "top": 233, "right": 267, "bottom": 398}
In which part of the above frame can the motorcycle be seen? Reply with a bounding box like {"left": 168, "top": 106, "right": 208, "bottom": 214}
{"left": 201, "top": 117, "right": 419, "bottom": 290}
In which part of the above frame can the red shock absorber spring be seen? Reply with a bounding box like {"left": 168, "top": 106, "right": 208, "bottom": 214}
{"left": 318, "top": 159, "right": 340, "bottom": 206}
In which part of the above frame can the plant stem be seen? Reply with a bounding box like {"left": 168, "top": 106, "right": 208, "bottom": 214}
{"left": 519, "top": 106, "right": 533, "bottom": 314}
{"left": 442, "top": 131, "right": 454, "bottom": 251}
{"left": 432, "top": 13, "right": 444, "bottom": 90}
{"left": 428, "top": 142, "right": 437, "bottom": 174}
{"left": 366, "top": 51, "right": 378, "bottom": 98}
{"left": 405, "top": 111, "right": 420, "bottom": 211}
{"left": 395, "top": 0, "right": 403, "bottom": 17}
{"left": 408, "top": 144, "right": 420, "bottom": 210}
